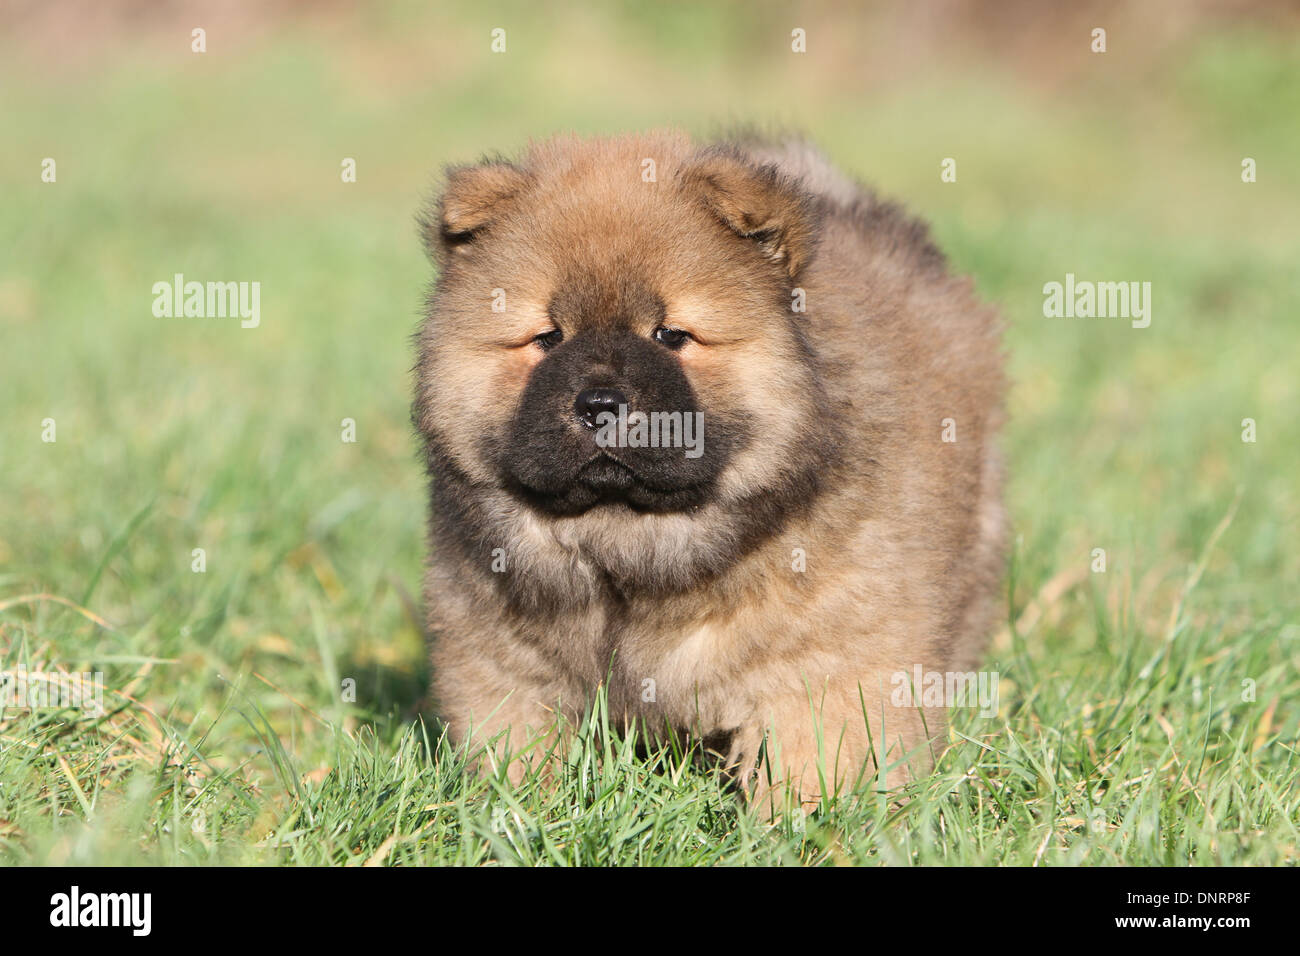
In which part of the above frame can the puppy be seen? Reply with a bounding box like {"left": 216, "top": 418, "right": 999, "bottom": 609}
{"left": 414, "top": 130, "right": 1005, "bottom": 807}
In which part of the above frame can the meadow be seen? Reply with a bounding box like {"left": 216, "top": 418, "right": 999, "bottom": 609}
{"left": 0, "top": 2, "right": 1296, "bottom": 865}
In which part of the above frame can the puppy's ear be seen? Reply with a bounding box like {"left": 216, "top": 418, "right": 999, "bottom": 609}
{"left": 422, "top": 162, "right": 531, "bottom": 262}
{"left": 678, "top": 149, "right": 818, "bottom": 279}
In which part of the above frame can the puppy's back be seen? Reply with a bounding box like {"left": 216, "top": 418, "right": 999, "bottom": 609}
{"left": 735, "top": 133, "right": 1007, "bottom": 670}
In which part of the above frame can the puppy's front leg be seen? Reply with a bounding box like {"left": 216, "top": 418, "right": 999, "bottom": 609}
{"left": 738, "top": 681, "right": 936, "bottom": 817}
{"left": 433, "top": 650, "right": 574, "bottom": 787}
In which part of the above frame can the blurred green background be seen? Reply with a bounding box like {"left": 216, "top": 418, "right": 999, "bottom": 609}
{"left": 0, "top": 0, "right": 1296, "bottom": 864}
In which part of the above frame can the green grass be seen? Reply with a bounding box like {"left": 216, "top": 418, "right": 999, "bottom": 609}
{"left": 0, "top": 3, "right": 1296, "bottom": 865}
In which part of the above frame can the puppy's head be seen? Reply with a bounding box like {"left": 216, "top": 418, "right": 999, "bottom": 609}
{"left": 416, "top": 132, "right": 829, "bottom": 584}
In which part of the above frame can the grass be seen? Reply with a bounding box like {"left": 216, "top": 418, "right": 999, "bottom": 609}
{"left": 0, "top": 2, "right": 1296, "bottom": 865}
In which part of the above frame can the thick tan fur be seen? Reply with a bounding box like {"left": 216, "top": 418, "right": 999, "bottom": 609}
{"left": 414, "top": 130, "right": 1006, "bottom": 808}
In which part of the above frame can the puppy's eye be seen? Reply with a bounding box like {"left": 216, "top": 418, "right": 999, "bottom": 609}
{"left": 534, "top": 329, "right": 564, "bottom": 350}
{"left": 652, "top": 326, "right": 691, "bottom": 350}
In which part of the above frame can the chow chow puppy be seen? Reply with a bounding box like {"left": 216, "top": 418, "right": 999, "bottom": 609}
{"left": 414, "top": 130, "right": 1005, "bottom": 808}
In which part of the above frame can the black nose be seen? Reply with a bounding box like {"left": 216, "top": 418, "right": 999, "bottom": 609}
{"left": 574, "top": 387, "right": 627, "bottom": 429}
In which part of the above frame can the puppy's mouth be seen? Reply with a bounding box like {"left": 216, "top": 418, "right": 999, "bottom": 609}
{"left": 577, "top": 451, "right": 636, "bottom": 493}
{"left": 507, "top": 451, "right": 713, "bottom": 516}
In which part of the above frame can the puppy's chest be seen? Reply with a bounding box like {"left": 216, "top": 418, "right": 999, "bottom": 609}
{"left": 599, "top": 614, "right": 752, "bottom": 728}
{"left": 536, "top": 589, "right": 770, "bottom": 730}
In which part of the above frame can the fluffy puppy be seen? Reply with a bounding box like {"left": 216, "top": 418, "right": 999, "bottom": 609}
{"left": 414, "top": 130, "right": 1005, "bottom": 806}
